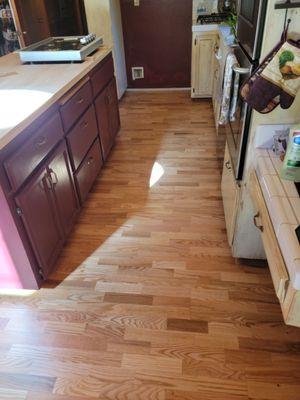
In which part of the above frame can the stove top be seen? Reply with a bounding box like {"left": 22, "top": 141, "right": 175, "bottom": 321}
{"left": 19, "top": 35, "right": 104, "bottom": 63}
{"left": 197, "top": 13, "right": 229, "bottom": 25}
{"left": 34, "top": 38, "right": 85, "bottom": 52}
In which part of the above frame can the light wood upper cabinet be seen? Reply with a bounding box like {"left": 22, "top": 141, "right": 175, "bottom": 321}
{"left": 221, "top": 142, "right": 240, "bottom": 247}
{"left": 191, "top": 32, "right": 217, "bottom": 98}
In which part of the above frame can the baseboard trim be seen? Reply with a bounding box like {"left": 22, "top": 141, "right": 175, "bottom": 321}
{"left": 126, "top": 88, "right": 191, "bottom": 92}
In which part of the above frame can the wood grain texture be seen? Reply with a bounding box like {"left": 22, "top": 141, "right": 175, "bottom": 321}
{"left": 0, "top": 92, "right": 299, "bottom": 399}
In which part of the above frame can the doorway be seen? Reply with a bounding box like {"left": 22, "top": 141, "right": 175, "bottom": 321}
{"left": 120, "top": 0, "right": 192, "bottom": 88}
{"left": 11, "top": 0, "right": 88, "bottom": 46}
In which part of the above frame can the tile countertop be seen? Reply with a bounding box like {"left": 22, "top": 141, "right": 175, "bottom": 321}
{"left": 254, "top": 148, "right": 300, "bottom": 290}
{"left": 0, "top": 46, "right": 112, "bottom": 151}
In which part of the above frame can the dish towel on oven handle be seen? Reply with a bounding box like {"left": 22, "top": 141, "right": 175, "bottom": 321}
{"left": 219, "top": 52, "right": 238, "bottom": 125}
{"left": 240, "top": 38, "right": 300, "bottom": 114}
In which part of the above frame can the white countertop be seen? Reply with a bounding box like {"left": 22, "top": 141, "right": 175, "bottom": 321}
{"left": 254, "top": 148, "right": 300, "bottom": 290}
{"left": 0, "top": 46, "right": 112, "bottom": 150}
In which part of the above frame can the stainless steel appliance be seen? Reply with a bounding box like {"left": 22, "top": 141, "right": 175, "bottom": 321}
{"left": 218, "top": 0, "right": 235, "bottom": 13}
{"left": 236, "top": 0, "right": 268, "bottom": 60}
{"left": 224, "top": 0, "right": 267, "bottom": 180}
{"left": 19, "top": 34, "right": 103, "bottom": 63}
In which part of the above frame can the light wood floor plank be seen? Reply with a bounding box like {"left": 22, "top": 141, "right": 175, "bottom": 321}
{"left": 0, "top": 92, "right": 299, "bottom": 400}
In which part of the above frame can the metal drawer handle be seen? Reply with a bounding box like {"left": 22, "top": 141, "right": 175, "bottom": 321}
{"left": 80, "top": 120, "right": 89, "bottom": 129}
{"left": 44, "top": 173, "right": 53, "bottom": 190}
{"left": 35, "top": 135, "right": 47, "bottom": 147}
{"left": 253, "top": 212, "right": 264, "bottom": 232}
{"left": 49, "top": 169, "right": 58, "bottom": 186}
{"left": 225, "top": 160, "right": 231, "bottom": 170}
{"left": 77, "top": 97, "right": 84, "bottom": 105}
{"left": 87, "top": 157, "right": 95, "bottom": 166}
{"left": 233, "top": 64, "right": 251, "bottom": 75}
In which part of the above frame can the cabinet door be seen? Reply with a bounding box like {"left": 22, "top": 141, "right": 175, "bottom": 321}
{"left": 15, "top": 169, "right": 64, "bottom": 278}
{"left": 107, "top": 78, "right": 120, "bottom": 139}
{"left": 94, "top": 86, "right": 112, "bottom": 161}
{"left": 48, "top": 144, "right": 79, "bottom": 236}
{"left": 191, "top": 33, "right": 216, "bottom": 98}
{"left": 221, "top": 143, "right": 240, "bottom": 246}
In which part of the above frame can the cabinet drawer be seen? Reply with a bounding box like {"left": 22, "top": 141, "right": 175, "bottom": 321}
{"left": 67, "top": 105, "right": 99, "bottom": 171}
{"left": 90, "top": 54, "right": 114, "bottom": 98}
{"left": 60, "top": 80, "right": 93, "bottom": 132}
{"left": 249, "top": 171, "right": 289, "bottom": 303}
{"left": 5, "top": 112, "right": 64, "bottom": 192}
{"left": 75, "top": 139, "right": 103, "bottom": 203}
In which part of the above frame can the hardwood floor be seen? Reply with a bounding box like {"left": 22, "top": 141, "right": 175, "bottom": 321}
{"left": 1, "top": 92, "right": 300, "bottom": 400}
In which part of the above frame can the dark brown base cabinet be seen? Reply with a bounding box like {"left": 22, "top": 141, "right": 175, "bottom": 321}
{"left": 0, "top": 52, "right": 120, "bottom": 287}
{"left": 95, "top": 78, "right": 120, "bottom": 161}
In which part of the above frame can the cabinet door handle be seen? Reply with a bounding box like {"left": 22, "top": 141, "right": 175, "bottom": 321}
{"left": 44, "top": 173, "right": 53, "bottom": 190}
{"left": 253, "top": 212, "right": 264, "bottom": 232}
{"left": 49, "top": 169, "right": 58, "bottom": 186}
{"left": 225, "top": 160, "right": 231, "bottom": 170}
{"left": 35, "top": 135, "right": 47, "bottom": 148}
{"left": 87, "top": 157, "right": 95, "bottom": 166}
{"left": 77, "top": 97, "right": 84, "bottom": 105}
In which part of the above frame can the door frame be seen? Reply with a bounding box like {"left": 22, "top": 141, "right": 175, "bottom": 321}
{"left": 8, "top": 0, "right": 25, "bottom": 48}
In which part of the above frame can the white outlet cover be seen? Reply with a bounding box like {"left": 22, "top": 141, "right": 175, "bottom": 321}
{"left": 132, "top": 67, "right": 144, "bottom": 80}
{"left": 254, "top": 124, "right": 292, "bottom": 149}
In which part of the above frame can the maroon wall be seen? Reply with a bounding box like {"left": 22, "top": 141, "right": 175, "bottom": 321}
{"left": 120, "top": 0, "right": 192, "bottom": 88}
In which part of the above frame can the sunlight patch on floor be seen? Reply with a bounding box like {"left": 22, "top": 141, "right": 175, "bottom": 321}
{"left": 149, "top": 161, "right": 164, "bottom": 188}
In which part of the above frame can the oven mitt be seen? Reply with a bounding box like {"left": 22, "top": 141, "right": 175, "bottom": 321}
{"left": 241, "top": 39, "right": 300, "bottom": 114}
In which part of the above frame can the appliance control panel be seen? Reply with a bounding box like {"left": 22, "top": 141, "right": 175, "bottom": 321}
{"left": 80, "top": 34, "right": 97, "bottom": 45}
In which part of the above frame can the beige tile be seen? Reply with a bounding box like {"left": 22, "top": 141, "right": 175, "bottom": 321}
{"left": 289, "top": 197, "right": 300, "bottom": 224}
{"left": 257, "top": 156, "right": 276, "bottom": 177}
{"left": 260, "top": 174, "right": 286, "bottom": 199}
{"left": 268, "top": 196, "right": 298, "bottom": 235}
{"left": 278, "top": 224, "right": 300, "bottom": 290}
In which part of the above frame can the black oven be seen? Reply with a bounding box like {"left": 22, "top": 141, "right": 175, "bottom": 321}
{"left": 236, "top": 0, "right": 268, "bottom": 61}
{"left": 225, "top": 45, "right": 253, "bottom": 180}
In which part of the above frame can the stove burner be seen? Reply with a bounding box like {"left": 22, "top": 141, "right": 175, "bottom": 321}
{"left": 197, "top": 13, "right": 229, "bottom": 25}
{"left": 34, "top": 38, "right": 84, "bottom": 52}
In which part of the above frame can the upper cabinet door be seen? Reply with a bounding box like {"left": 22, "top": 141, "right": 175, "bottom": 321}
{"left": 48, "top": 144, "right": 79, "bottom": 237}
{"left": 107, "top": 78, "right": 121, "bottom": 139}
{"left": 15, "top": 169, "right": 64, "bottom": 278}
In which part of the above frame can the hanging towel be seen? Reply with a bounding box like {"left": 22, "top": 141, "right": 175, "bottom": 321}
{"left": 219, "top": 52, "right": 238, "bottom": 125}
{"left": 229, "top": 68, "right": 240, "bottom": 122}
{"left": 241, "top": 39, "right": 300, "bottom": 114}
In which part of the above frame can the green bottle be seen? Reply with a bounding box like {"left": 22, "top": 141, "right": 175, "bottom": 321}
{"left": 281, "top": 126, "right": 300, "bottom": 182}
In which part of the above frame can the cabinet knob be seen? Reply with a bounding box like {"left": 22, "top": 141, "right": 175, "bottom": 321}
{"left": 225, "top": 160, "right": 231, "bottom": 170}
{"left": 35, "top": 135, "right": 47, "bottom": 148}
{"left": 87, "top": 157, "right": 95, "bottom": 166}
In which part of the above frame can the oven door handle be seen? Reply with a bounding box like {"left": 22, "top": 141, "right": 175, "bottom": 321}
{"left": 233, "top": 64, "right": 251, "bottom": 75}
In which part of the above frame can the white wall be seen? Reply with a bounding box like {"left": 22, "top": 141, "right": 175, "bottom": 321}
{"left": 84, "top": 0, "right": 127, "bottom": 98}
{"left": 109, "top": 0, "right": 127, "bottom": 98}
